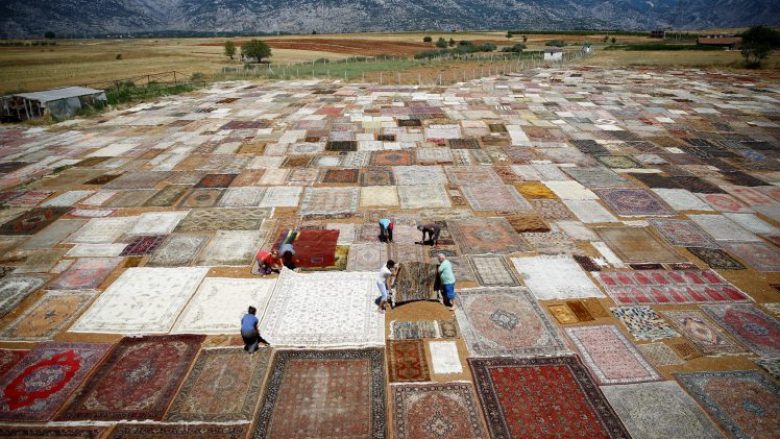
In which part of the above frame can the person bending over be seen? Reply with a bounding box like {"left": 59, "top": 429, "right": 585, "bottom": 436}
{"left": 240, "top": 306, "right": 269, "bottom": 353}
{"left": 251, "top": 248, "right": 281, "bottom": 275}
{"left": 377, "top": 259, "right": 396, "bottom": 312}
{"left": 417, "top": 223, "right": 441, "bottom": 246}
{"left": 378, "top": 218, "right": 394, "bottom": 243}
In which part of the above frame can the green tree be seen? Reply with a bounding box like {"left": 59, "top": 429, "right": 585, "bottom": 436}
{"left": 449, "top": 38, "right": 456, "bottom": 47}
{"left": 506, "top": 31, "right": 513, "bottom": 39}
{"left": 522, "top": 35, "right": 527, "bottom": 43}
{"left": 241, "top": 39, "right": 272, "bottom": 62}
{"left": 44, "top": 31, "right": 55, "bottom": 39}
{"left": 224, "top": 40, "right": 236, "bottom": 60}
{"left": 611, "top": 37, "right": 616, "bottom": 44}
{"left": 436, "top": 37, "right": 448, "bottom": 48}
{"left": 423, "top": 35, "right": 432, "bottom": 43}
{"left": 740, "top": 25, "right": 780, "bottom": 68}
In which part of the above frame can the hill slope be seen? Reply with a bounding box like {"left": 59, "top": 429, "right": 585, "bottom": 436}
{"left": 1, "top": 0, "right": 778, "bottom": 37}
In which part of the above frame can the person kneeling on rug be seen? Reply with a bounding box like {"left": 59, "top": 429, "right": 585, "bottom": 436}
{"left": 417, "top": 223, "right": 441, "bottom": 246}
{"left": 437, "top": 253, "right": 457, "bottom": 310}
{"left": 251, "top": 248, "right": 281, "bottom": 276}
{"left": 377, "top": 259, "right": 396, "bottom": 312}
{"left": 241, "top": 306, "right": 269, "bottom": 353}
{"left": 378, "top": 218, "right": 394, "bottom": 243}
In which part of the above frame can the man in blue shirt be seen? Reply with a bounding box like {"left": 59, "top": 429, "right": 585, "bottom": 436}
{"left": 241, "top": 306, "right": 269, "bottom": 353}
{"left": 378, "top": 218, "right": 394, "bottom": 243}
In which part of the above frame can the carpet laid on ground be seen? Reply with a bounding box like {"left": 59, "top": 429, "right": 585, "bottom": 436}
{"left": 253, "top": 348, "right": 385, "bottom": 439}
{"left": 470, "top": 356, "right": 629, "bottom": 439}
{"left": 455, "top": 287, "right": 569, "bottom": 358}
{"left": 59, "top": 335, "right": 203, "bottom": 421}
{"left": 391, "top": 382, "right": 487, "bottom": 439}
{"left": 70, "top": 267, "right": 208, "bottom": 334}
{"left": 260, "top": 269, "right": 384, "bottom": 347}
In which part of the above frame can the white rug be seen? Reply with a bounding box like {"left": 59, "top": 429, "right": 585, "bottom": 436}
{"left": 562, "top": 199, "right": 618, "bottom": 223}
{"left": 129, "top": 211, "right": 188, "bottom": 235}
{"left": 259, "top": 186, "right": 303, "bottom": 207}
{"left": 543, "top": 180, "right": 598, "bottom": 200}
{"left": 218, "top": 187, "right": 266, "bottom": 207}
{"left": 393, "top": 166, "right": 448, "bottom": 185}
{"left": 592, "top": 241, "right": 625, "bottom": 267}
{"left": 41, "top": 190, "right": 94, "bottom": 207}
{"left": 66, "top": 217, "right": 137, "bottom": 244}
{"left": 689, "top": 214, "right": 761, "bottom": 242}
{"left": 259, "top": 269, "right": 384, "bottom": 347}
{"left": 397, "top": 185, "right": 451, "bottom": 209}
{"left": 511, "top": 255, "right": 604, "bottom": 300}
{"left": 651, "top": 189, "right": 714, "bottom": 212}
{"left": 723, "top": 213, "right": 778, "bottom": 235}
{"left": 360, "top": 186, "right": 399, "bottom": 207}
{"left": 70, "top": 267, "right": 208, "bottom": 334}
{"left": 65, "top": 243, "right": 128, "bottom": 257}
{"left": 556, "top": 220, "right": 599, "bottom": 240}
{"left": 327, "top": 222, "right": 357, "bottom": 244}
{"left": 195, "top": 230, "right": 264, "bottom": 266}
{"left": 171, "top": 277, "right": 276, "bottom": 334}
{"left": 428, "top": 340, "right": 463, "bottom": 374}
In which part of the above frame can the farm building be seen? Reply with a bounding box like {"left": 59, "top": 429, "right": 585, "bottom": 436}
{"left": 544, "top": 48, "right": 563, "bottom": 61}
{"left": 0, "top": 86, "right": 106, "bottom": 121}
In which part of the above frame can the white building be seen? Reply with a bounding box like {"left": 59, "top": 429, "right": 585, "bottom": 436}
{"left": 544, "top": 49, "right": 563, "bottom": 61}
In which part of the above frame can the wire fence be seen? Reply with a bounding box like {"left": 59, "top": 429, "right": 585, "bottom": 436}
{"left": 80, "top": 71, "right": 191, "bottom": 90}
{"left": 217, "top": 49, "right": 594, "bottom": 86}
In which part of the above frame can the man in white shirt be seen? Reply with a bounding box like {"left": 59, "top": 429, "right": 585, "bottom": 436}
{"left": 377, "top": 259, "right": 396, "bottom": 312}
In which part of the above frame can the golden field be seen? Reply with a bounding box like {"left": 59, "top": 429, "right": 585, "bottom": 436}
{"left": 0, "top": 31, "right": 774, "bottom": 94}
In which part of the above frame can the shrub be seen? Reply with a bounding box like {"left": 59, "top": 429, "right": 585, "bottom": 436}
{"left": 423, "top": 36, "right": 432, "bottom": 43}
{"left": 501, "top": 43, "right": 527, "bottom": 53}
{"left": 224, "top": 40, "right": 236, "bottom": 60}
{"left": 241, "top": 39, "right": 272, "bottom": 62}
{"left": 545, "top": 40, "right": 565, "bottom": 47}
{"left": 740, "top": 26, "right": 780, "bottom": 68}
{"left": 115, "top": 53, "right": 122, "bottom": 60}
{"left": 449, "top": 38, "right": 456, "bottom": 47}
{"left": 436, "top": 37, "right": 448, "bottom": 48}
{"left": 506, "top": 31, "right": 513, "bottom": 39}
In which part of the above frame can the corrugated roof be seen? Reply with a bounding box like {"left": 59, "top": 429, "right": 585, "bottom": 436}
{"left": 14, "top": 86, "right": 104, "bottom": 103}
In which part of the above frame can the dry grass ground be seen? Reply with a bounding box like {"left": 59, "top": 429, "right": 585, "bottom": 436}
{"left": 1, "top": 31, "right": 775, "bottom": 94}
{"left": 581, "top": 49, "right": 780, "bottom": 69}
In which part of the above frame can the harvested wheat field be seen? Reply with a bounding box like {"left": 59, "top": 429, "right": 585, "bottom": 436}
{"left": 0, "top": 65, "right": 778, "bottom": 438}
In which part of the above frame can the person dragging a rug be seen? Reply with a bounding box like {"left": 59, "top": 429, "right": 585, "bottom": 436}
{"left": 416, "top": 223, "right": 441, "bottom": 246}
{"left": 241, "top": 306, "right": 269, "bottom": 353}
{"left": 378, "top": 218, "right": 394, "bottom": 243}
{"left": 376, "top": 259, "right": 396, "bottom": 313}
{"left": 437, "top": 253, "right": 457, "bottom": 310}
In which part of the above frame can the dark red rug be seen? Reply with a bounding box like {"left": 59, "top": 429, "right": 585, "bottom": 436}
{"left": 0, "top": 343, "right": 110, "bottom": 421}
{"left": 275, "top": 229, "right": 339, "bottom": 268}
{"left": 0, "top": 426, "right": 106, "bottom": 438}
{"left": 470, "top": 356, "right": 629, "bottom": 439}
{"left": 106, "top": 423, "right": 247, "bottom": 438}
{"left": 59, "top": 335, "right": 204, "bottom": 421}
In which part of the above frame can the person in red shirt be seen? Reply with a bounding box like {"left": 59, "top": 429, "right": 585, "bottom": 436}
{"left": 251, "top": 248, "right": 281, "bottom": 275}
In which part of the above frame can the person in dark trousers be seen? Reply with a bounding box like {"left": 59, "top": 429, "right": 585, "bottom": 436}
{"left": 241, "top": 306, "right": 269, "bottom": 353}
{"left": 417, "top": 223, "right": 441, "bottom": 246}
{"left": 279, "top": 242, "right": 296, "bottom": 270}
{"left": 378, "top": 218, "right": 394, "bottom": 243}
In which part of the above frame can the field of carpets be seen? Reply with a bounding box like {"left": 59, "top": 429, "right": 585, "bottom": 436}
{"left": 0, "top": 67, "right": 778, "bottom": 436}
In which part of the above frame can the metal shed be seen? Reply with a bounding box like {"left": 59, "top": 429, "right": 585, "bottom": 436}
{"left": 1, "top": 86, "right": 106, "bottom": 121}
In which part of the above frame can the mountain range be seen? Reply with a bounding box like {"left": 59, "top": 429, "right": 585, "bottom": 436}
{"left": 2, "top": 0, "right": 778, "bottom": 38}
